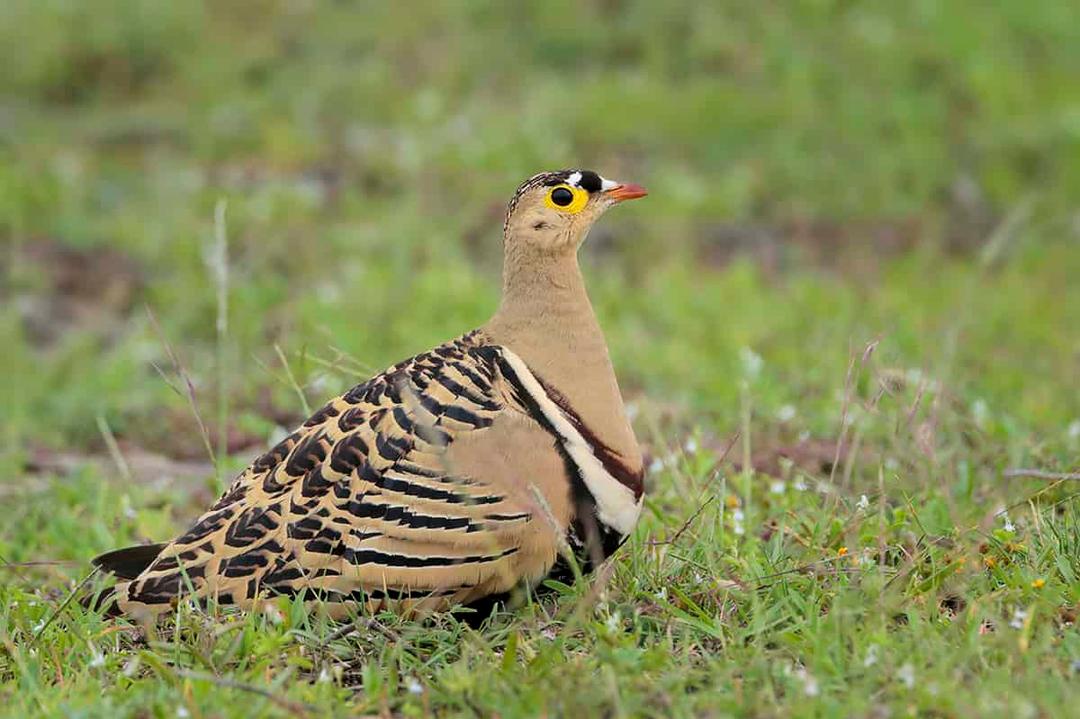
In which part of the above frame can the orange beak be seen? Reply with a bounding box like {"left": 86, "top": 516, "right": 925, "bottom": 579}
{"left": 604, "top": 183, "right": 648, "bottom": 203}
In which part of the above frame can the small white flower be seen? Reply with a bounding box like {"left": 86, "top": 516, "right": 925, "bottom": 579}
{"left": 177, "top": 708, "right": 190, "bottom": 719}
{"left": 896, "top": 663, "right": 915, "bottom": 689}
{"left": 863, "top": 644, "right": 879, "bottom": 668}
{"left": 1010, "top": 609, "right": 1028, "bottom": 629}
{"left": 122, "top": 658, "right": 140, "bottom": 677}
{"left": 971, "top": 399, "right": 989, "bottom": 428}
{"left": 739, "top": 347, "right": 763, "bottom": 381}
{"left": 770, "top": 480, "right": 786, "bottom": 495}
{"left": 88, "top": 649, "right": 106, "bottom": 668}
{"left": 648, "top": 457, "right": 665, "bottom": 474}
{"left": 654, "top": 587, "right": 667, "bottom": 601}
{"left": 684, "top": 438, "right": 698, "bottom": 454}
{"left": 1067, "top": 420, "right": 1080, "bottom": 441}
{"left": 800, "top": 670, "right": 819, "bottom": 697}
{"left": 406, "top": 678, "right": 424, "bottom": 695}
{"left": 856, "top": 494, "right": 870, "bottom": 511}
{"left": 605, "top": 612, "right": 622, "bottom": 632}
{"left": 263, "top": 605, "right": 284, "bottom": 625}
{"left": 776, "top": 404, "right": 797, "bottom": 422}
{"left": 1002, "top": 514, "right": 1016, "bottom": 533}
{"left": 317, "top": 667, "right": 331, "bottom": 683}
{"left": 731, "top": 509, "right": 746, "bottom": 536}
{"left": 793, "top": 477, "right": 808, "bottom": 492}
{"left": 884, "top": 457, "right": 899, "bottom": 471}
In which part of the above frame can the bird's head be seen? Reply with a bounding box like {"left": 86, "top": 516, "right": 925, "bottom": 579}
{"left": 503, "top": 169, "right": 647, "bottom": 254}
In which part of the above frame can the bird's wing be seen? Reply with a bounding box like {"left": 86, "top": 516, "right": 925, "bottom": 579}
{"left": 108, "top": 331, "right": 575, "bottom": 618}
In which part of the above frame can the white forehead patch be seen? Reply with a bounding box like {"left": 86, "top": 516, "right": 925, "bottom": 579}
{"left": 600, "top": 176, "right": 618, "bottom": 191}
{"left": 566, "top": 171, "right": 582, "bottom": 187}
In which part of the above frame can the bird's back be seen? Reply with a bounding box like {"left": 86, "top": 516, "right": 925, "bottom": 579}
{"left": 99, "top": 330, "right": 573, "bottom": 620}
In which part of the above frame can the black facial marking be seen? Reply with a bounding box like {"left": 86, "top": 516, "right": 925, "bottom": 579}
{"left": 577, "top": 171, "right": 602, "bottom": 193}
{"left": 539, "top": 169, "right": 603, "bottom": 193}
{"left": 532, "top": 221, "right": 549, "bottom": 230}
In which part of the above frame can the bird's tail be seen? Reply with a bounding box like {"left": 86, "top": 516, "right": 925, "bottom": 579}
{"left": 91, "top": 543, "right": 167, "bottom": 580}
{"left": 82, "top": 542, "right": 166, "bottom": 617}
{"left": 80, "top": 584, "right": 123, "bottom": 617}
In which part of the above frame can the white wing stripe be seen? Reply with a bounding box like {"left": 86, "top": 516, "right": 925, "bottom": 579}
{"left": 497, "top": 347, "right": 642, "bottom": 536}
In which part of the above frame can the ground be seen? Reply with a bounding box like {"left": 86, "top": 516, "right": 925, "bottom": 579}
{"left": 2, "top": 2, "right": 1079, "bottom": 717}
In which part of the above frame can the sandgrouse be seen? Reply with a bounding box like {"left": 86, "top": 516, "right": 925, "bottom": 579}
{"left": 91, "top": 170, "right": 648, "bottom": 621}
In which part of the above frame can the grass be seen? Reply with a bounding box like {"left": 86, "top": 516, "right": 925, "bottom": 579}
{"left": 2, "top": 1, "right": 1079, "bottom": 716}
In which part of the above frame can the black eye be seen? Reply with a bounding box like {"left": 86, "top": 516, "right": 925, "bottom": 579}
{"left": 550, "top": 187, "right": 574, "bottom": 207}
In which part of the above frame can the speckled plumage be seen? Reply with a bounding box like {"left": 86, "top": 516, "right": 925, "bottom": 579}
{"left": 92, "top": 170, "right": 648, "bottom": 622}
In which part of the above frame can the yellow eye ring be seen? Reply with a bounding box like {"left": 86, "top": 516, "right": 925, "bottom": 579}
{"left": 544, "top": 184, "right": 588, "bottom": 214}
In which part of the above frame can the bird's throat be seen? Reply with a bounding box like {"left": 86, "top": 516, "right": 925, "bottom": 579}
{"left": 484, "top": 249, "right": 643, "bottom": 474}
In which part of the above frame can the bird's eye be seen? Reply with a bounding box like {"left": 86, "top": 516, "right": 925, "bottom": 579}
{"left": 544, "top": 184, "right": 587, "bottom": 213}
{"left": 550, "top": 187, "right": 574, "bottom": 206}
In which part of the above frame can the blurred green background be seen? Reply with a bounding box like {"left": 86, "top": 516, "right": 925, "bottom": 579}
{"left": 4, "top": 0, "right": 1077, "bottom": 461}
{"left": 2, "top": 2, "right": 1080, "bottom": 715}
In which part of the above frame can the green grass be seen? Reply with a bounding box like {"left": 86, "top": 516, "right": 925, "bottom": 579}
{"left": 2, "top": 1, "right": 1079, "bottom": 716}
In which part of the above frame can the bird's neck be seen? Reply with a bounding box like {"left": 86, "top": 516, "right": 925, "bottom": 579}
{"left": 483, "top": 247, "right": 642, "bottom": 470}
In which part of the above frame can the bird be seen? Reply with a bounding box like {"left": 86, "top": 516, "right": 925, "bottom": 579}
{"left": 90, "top": 169, "right": 648, "bottom": 623}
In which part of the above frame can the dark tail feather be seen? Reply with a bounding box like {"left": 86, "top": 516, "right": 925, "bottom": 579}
{"left": 80, "top": 585, "right": 122, "bottom": 616}
{"left": 92, "top": 543, "right": 167, "bottom": 580}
